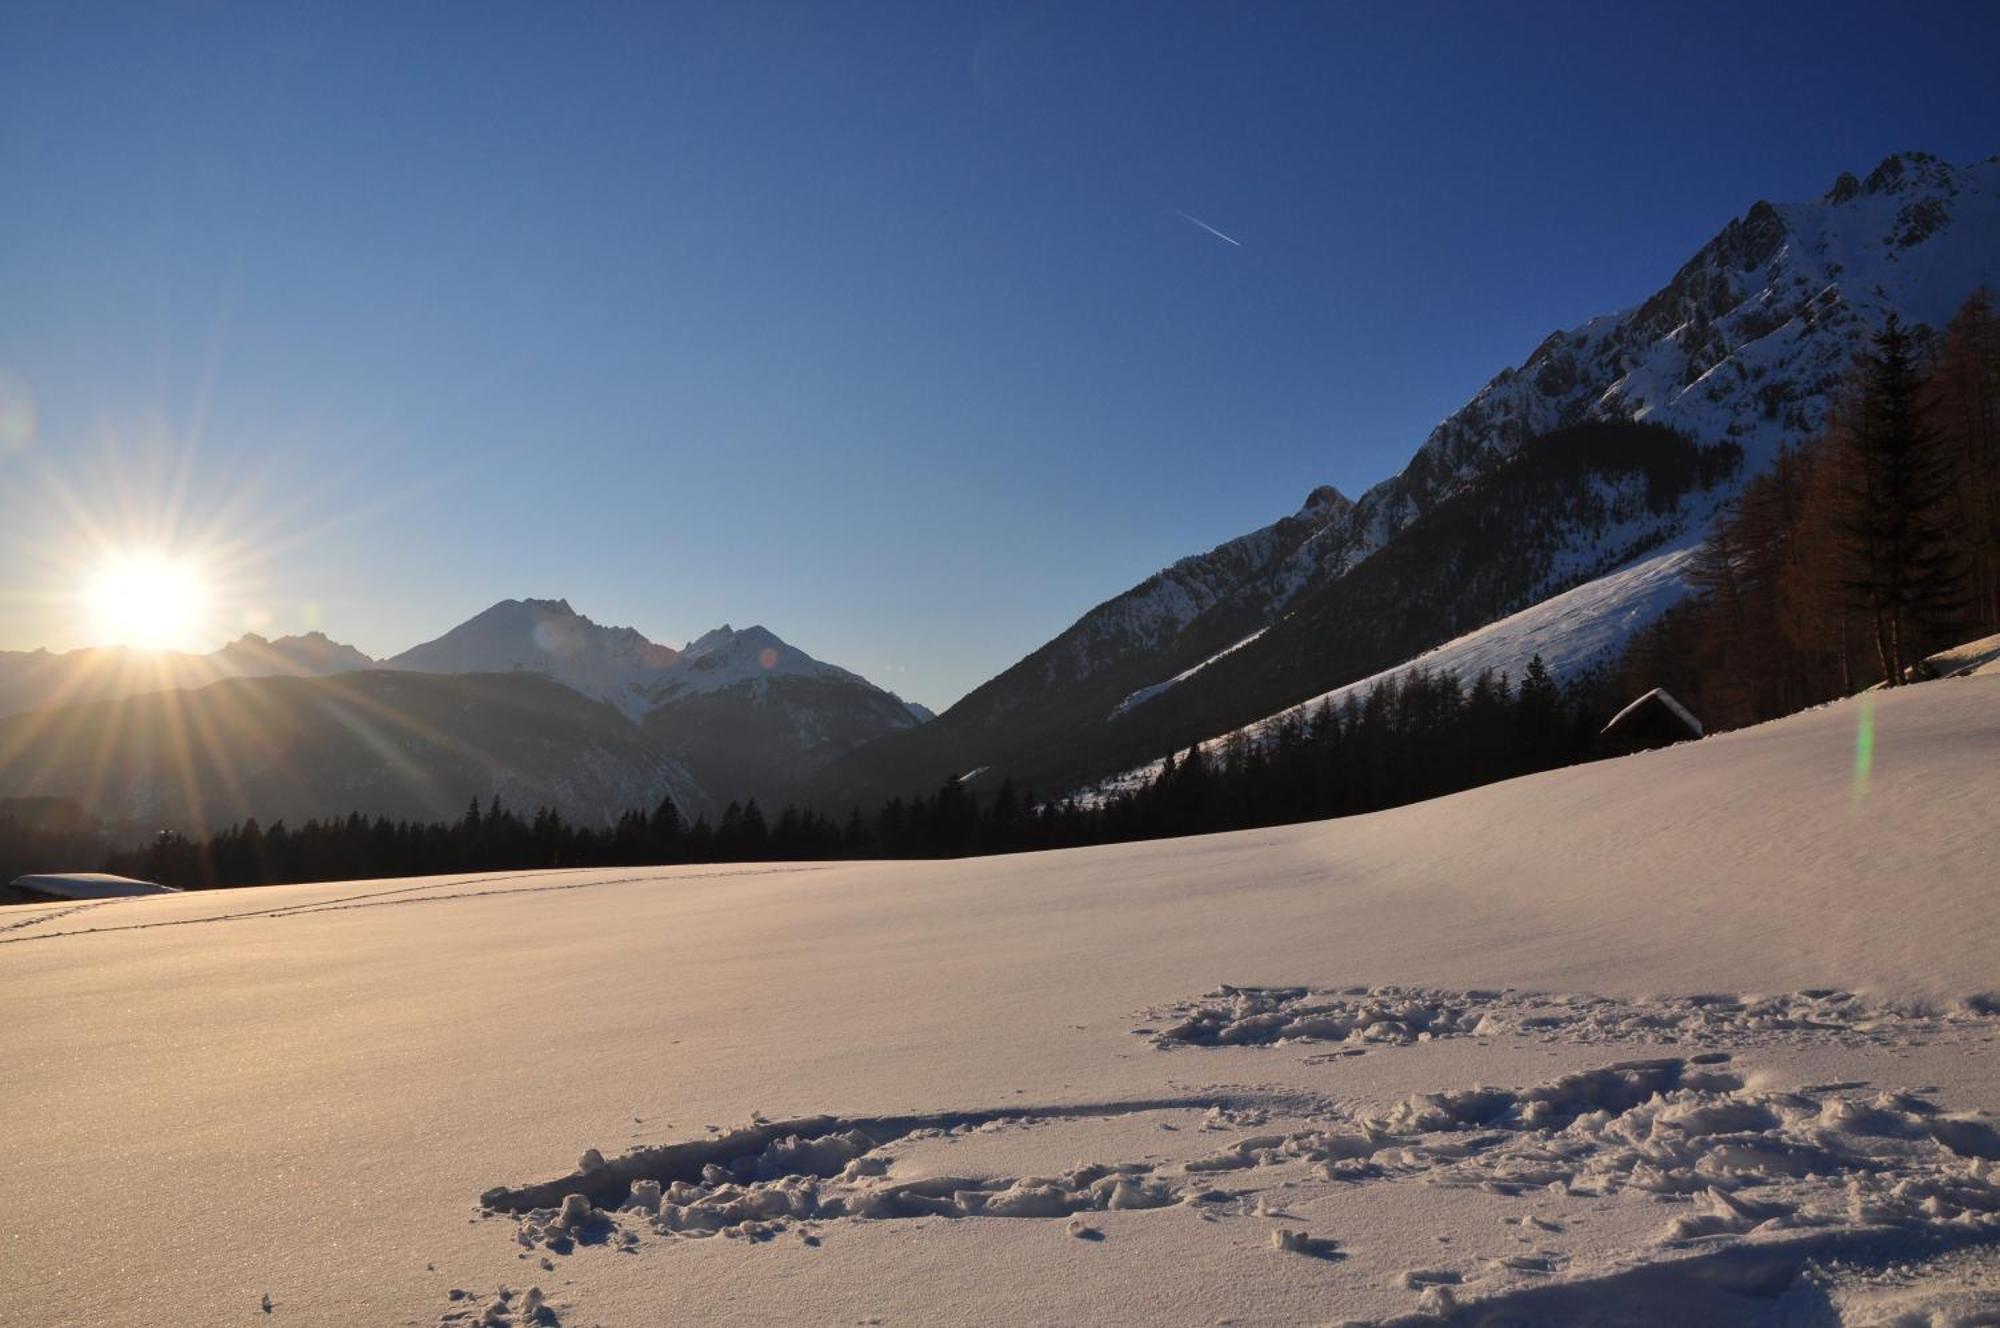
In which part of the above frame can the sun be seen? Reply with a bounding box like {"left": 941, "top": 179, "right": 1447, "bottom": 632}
{"left": 83, "top": 552, "right": 213, "bottom": 650}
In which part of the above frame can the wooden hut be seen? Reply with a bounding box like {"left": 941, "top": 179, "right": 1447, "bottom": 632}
{"left": 1598, "top": 687, "right": 1703, "bottom": 755}
{"left": 1, "top": 872, "right": 176, "bottom": 905}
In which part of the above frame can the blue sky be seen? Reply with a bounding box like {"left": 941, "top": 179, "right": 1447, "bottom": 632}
{"left": 3, "top": 1, "right": 1996, "bottom": 707}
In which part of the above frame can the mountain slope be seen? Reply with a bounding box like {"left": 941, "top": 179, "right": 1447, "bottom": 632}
{"left": 0, "top": 670, "right": 707, "bottom": 832}
{"left": 811, "top": 151, "right": 2000, "bottom": 803}
{"left": 640, "top": 625, "right": 929, "bottom": 806}
{"left": 792, "top": 487, "right": 1363, "bottom": 802}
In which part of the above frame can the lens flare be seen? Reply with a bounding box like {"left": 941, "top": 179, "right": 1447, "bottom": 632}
{"left": 0, "top": 370, "right": 34, "bottom": 454}
{"left": 83, "top": 552, "right": 212, "bottom": 650}
{"left": 1852, "top": 693, "right": 1875, "bottom": 801}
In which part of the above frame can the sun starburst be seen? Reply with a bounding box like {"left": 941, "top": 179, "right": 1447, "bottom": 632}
{"left": 81, "top": 551, "right": 214, "bottom": 651}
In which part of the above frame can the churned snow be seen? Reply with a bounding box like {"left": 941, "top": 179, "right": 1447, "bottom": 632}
{"left": 2, "top": 672, "right": 1996, "bottom": 1325}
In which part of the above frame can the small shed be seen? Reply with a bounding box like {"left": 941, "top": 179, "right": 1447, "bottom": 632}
{"left": 1598, "top": 688, "right": 1703, "bottom": 755}
{"left": 2, "top": 873, "right": 178, "bottom": 905}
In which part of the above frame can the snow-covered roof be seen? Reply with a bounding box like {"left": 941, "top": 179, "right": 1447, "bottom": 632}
{"left": 1601, "top": 687, "right": 1703, "bottom": 738}
{"left": 7, "top": 872, "right": 177, "bottom": 900}
{"left": 1924, "top": 632, "right": 2000, "bottom": 679}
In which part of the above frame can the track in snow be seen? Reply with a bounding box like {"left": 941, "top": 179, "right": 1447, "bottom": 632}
{"left": 0, "top": 863, "right": 831, "bottom": 948}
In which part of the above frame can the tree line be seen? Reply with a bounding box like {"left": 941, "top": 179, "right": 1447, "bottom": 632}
{"left": 1617, "top": 291, "right": 1997, "bottom": 730}
{"left": 39, "top": 655, "right": 1597, "bottom": 890}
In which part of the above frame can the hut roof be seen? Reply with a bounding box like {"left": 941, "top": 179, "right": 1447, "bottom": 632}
{"left": 1600, "top": 687, "right": 1703, "bottom": 739}
{"left": 6, "top": 872, "right": 177, "bottom": 901}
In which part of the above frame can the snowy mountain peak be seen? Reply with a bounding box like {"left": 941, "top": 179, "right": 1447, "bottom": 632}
{"left": 1298, "top": 484, "right": 1351, "bottom": 517}
{"left": 1825, "top": 171, "right": 1862, "bottom": 205}
{"left": 1859, "top": 150, "right": 1957, "bottom": 198}
{"left": 683, "top": 623, "right": 736, "bottom": 653}
{"left": 662, "top": 624, "right": 862, "bottom": 694}
{"left": 640, "top": 624, "right": 930, "bottom": 802}
{"left": 681, "top": 623, "right": 790, "bottom": 659}
{"left": 385, "top": 598, "right": 680, "bottom": 716}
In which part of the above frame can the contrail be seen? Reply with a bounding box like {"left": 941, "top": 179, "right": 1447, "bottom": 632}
{"left": 1171, "top": 208, "right": 1242, "bottom": 247}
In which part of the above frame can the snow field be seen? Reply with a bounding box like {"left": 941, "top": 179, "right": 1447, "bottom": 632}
{"left": 1, "top": 673, "right": 1995, "bottom": 1325}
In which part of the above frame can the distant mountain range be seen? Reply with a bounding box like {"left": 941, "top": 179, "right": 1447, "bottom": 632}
{"left": 0, "top": 601, "right": 926, "bottom": 832}
{"left": 0, "top": 630, "right": 374, "bottom": 719}
{"left": 0, "top": 670, "right": 708, "bottom": 834}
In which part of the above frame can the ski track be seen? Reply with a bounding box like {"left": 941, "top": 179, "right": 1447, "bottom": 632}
{"left": 0, "top": 864, "right": 832, "bottom": 948}
{"left": 463, "top": 983, "right": 2000, "bottom": 1327}
{"left": 0, "top": 896, "right": 127, "bottom": 936}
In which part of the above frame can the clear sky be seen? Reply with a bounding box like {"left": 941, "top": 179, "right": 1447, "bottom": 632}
{"left": 3, "top": 1, "right": 1996, "bottom": 708}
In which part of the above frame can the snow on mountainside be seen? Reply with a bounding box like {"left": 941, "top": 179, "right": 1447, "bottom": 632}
{"left": 817, "top": 151, "right": 1998, "bottom": 807}
{"left": 1179, "top": 154, "right": 1997, "bottom": 659}
{"left": 1108, "top": 626, "right": 1270, "bottom": 719}
{"left": 380, "top": 604, "right": 927, "bottom": 751}
{"left": 1208, "top": 152, "right": 2000, "bottom": 658}
{"left": 647, "top": 624, "right": 872, "bottom": 701}
{"left": 1326, "top": 152, "right": 2000, "bottom": 575}
{"left": 385, "top": 598, "right": 681, "bottom": 718}
{"left": 1030, "top": 483, "right": 1354, "bottom": 698}
{"left": 1087, "top": 539, "right": 1704, "bottom": 801}
{"left": 1065, "top": 152, "right": 2000, "bottom": 793}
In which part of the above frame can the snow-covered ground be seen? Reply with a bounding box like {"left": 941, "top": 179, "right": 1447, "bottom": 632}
{"left": 2, "top": 673, "right": 1996, "bottom": 1326}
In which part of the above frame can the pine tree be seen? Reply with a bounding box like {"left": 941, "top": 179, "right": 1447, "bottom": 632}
{"left": 1929, "top": 290, "right": 2000, "bottom": 629}
{"left": 842, "top": 807, "right": 869, "bottom": 851}
{"left": 1514, "top": 655, "right": 1564, "bottom": 771}
{"left": 1840, "top": 315, "right": 1961, "bottom": 682}
{"left": 740, "top": 799, "right": 770, "bottom": 858}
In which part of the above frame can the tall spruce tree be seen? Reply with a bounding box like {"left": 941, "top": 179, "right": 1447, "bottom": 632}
{"left": 1840, "top": 316, "right": 1960, "bottom": 683}
{"left": 1930, "top": 290, "right": 2000, "bottom": 630}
